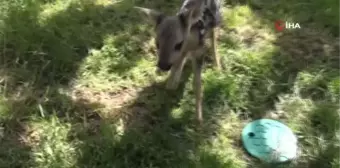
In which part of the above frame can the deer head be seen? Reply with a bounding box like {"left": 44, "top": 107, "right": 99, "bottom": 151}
{"left": 134, "top": 6, "right": 197, "bottom": 71}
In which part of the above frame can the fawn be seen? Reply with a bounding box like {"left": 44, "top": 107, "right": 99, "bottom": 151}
{"left": 135, "top": 0, "right": 222, "bottom": 124}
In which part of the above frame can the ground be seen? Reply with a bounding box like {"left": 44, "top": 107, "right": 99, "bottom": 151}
{"left": 0, "top": 0, "right": 339, "bottom": 167}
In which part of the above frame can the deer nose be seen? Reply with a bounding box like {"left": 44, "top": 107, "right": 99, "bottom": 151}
{"left": 157, "top": 62, "right": 172, "bottom": 71}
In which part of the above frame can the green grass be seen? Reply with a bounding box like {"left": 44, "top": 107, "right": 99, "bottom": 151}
{"left": 0, "top": 0, "right": 339, "bottom": 167}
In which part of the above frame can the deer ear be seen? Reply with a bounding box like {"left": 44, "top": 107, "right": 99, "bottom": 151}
{"left": 134, "top": 6, "right": 165, "bottom": 25}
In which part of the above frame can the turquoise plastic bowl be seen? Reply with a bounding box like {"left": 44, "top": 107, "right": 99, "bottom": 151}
{"left": 241, "top": 119, "right": 298, "bottom": 163}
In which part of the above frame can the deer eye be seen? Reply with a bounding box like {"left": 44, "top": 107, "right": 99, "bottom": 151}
{"left": 174, "top": 41, "right": 183, "bottom": 50}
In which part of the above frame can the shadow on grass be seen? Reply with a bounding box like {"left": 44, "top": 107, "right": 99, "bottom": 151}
{"left": 0, "top": 0, "right": 231, "bottom": 167}
{"left": 72, "top": 64, "right": 232, "bottom": 167}
{"left": 248, "top": 0, "right": 340, "bottom": 136}
{"left": 220, "top": 0, "right": 339, "bottom": 167}
{"left": 0, "top": 91, "right": 105, "bottom": 167}
{"left": 1, "top": 0, "right": 153, "bottom": 88}
{"left": 303, "top": 102, "right": 340, "bottom": 168}
{"left": 0, "top": 0, "right": 149, "bottom": 165}
{"left": 0, "top": 0, "right": 184, "bottom": 166}
{"left": 217, "top": 0, "right": 339, "bottom": 117}
{"left": 0, "top": 0, "right": 339, "bottom": 167}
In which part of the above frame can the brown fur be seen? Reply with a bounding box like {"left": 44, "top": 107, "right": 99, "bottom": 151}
{"left": 135, "top": 6, "right": 221, "bottom": 124}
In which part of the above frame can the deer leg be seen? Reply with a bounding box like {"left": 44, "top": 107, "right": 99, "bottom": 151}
{"left": 166, "top": 52, "right": 188, "bottom": 90}
{"left": 211, "top": 28, "right": 221, "bottom": 70}
{"left": 166, "top": 10, "right": 193, "bottom": 90}
{"left": 192, "top": 55, "right": 204, "bottom": 124}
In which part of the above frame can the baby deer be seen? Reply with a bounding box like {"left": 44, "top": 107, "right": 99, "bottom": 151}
{"left": 135, "top": 0, "right": 222, "bottom": 124}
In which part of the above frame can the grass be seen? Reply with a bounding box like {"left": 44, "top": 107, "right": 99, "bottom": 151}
{"left": 0, "top": 0, "right": 339, "bottom": 167}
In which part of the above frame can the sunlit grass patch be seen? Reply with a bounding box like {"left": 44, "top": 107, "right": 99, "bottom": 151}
{"left": 39, "top": 0, "right": 72, "bottom": 24}
{"left": 328, "top": 77, "right": 340, "bottom": 102}
{"left": 29, "top": 116, "right": 77, "bottom": 168}
{"left": 0, "top": 0, "right": 338, "bottom": 167}
{"left": 197, "top": 110, "right": 247, "bottom": 168}
{"left": 203, "top": 69, "right": 251, "bottom": 111}
{"left": 0, "top": 96, "right": 11, "bottom": 122}
{"left": 222, "top": 5, "right": 255, "bottom": 28}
